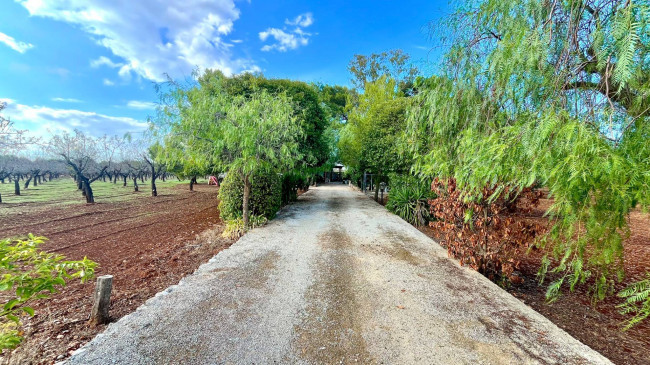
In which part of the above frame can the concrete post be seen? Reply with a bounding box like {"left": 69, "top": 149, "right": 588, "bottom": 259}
{"left": 90, "top": 275, "right": 113, "bottom": 325}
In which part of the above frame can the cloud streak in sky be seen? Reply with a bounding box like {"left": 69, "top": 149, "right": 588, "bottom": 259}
{"left": 0, "top": 31, "right": 34, "bottom": 53}
{"left": 1, "top": 98, "right": 147, "bottom": 137}
{"left": 126, "top": 100, "right": 156, "bottom": 110}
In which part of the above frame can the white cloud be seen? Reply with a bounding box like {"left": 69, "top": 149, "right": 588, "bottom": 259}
{"left": 16, "top": 0, "right": 257, "bottom": 81}
{"left": 103, "top": 78, "right": 115, "bottom": 86}
{"left": 238, "top": 65, "right": 262, "bottom": 75}
{"left": 52, "top": 97, "right": 82, "bottom": 103}
{"left": 90, "top": 56, "right": 123, "bottom": 69}
{"left": 0, "top": 98, "right": 147, "bottom": 137}
{"left": 0, "top": 31, "right": 34, "bottom": 53}
{"left": 126, "top": 100, "right": 156, "bottom": 110}
{"left": 285, "top": 13, "right": 313, "bottom": 28}
{"left": 259, "top": 28, "right": 309, "bottom": 52}
{"left": 260, "top": 12, "right": 314, "bottom": 52}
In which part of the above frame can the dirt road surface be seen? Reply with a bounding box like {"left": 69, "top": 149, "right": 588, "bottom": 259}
{"left": 66, "top": 184, "right": 612, "bottom": 364}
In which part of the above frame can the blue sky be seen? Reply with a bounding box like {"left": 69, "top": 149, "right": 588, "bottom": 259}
{"left": 0, "top": 0, "right": 449, "bottom": 138}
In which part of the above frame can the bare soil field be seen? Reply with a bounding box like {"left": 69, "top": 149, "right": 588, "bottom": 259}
{"left": 0, "top": 180, "right": 233, "bottom": 364}
{"left": 422, "top": 199, "right": 650, "bottom": 365}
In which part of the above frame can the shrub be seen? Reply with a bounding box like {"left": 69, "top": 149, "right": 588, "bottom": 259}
{"left": 281, "top": 172, "right": 309, "bottom": 205}
{"left": 429, "top": 178, "right": 544, "bottom": 283}
{"left": 218, "top": 167, "right": 282, "bottom": 221}
{"left": 0, "top": 235, "right": 96, "bottom": 350}
{"left": 386, "top": 175, "right": 434, "bottom": 227}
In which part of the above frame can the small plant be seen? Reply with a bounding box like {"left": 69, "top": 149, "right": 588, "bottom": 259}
{"left": 222, "top": 215, "right": 268, "bottom": 239}
{"left": 0, "top": 235, "right": 96, "bottom": 350}
{"left": 386, "top": 175, "right": 434, "bottom": 227}
{"left": 618, "top": 273, "right": 650, "bottom": 330}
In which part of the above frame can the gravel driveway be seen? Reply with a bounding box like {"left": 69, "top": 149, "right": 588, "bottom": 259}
{"left": 67, "top": 184, "right": 612, "bottom": 364}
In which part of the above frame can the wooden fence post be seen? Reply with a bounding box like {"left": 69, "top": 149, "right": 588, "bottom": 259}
{"left": 90, "top": 275, "right": 113, "bottom": 325}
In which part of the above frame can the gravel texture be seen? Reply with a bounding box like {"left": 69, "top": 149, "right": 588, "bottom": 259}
{"left": 66, "top": 184, "right": 612, "bottom": 364}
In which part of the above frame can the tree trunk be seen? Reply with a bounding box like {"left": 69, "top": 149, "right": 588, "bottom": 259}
{"left": 123, "top": 175, "right": 128, "bottom": 187}
{"left": 33, "top": 175, "right": 38, "bottom": 187}
{"left": 133, "top": 177, "right": 139, "bottom": 192}
{"left": 190, "top": 176, "right": 196, "bottom": 191}
{"left": 83, "top": 180, "right": 94, "bottom": 203}
{"left": 151, "top": 165, "right": 157, "bottom": 197}
{"left": 14, "top": 179, "right": 20, "bottom": 195}
{"left": 24, "top": 176, "right": 33, "bottom": 189}
{"left": 242, "top": 174, "right": 251, "bottom": 228}
{"left": 0, "top": 192, "right": 2, "bottom": 203}
{"left": 374, "top": 175, "right": 380, "bottom": 202}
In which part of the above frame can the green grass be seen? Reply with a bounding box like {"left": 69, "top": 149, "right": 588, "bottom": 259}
{"left": 0, "top": 177, "right": 208, "bottom": 206}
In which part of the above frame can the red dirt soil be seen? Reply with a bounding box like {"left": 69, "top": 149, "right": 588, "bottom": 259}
{"left": 0, "top": 183, "right": 233, "bottom": 365}
{"left": 421, "top": 198, "right": 650, "bottom": 365}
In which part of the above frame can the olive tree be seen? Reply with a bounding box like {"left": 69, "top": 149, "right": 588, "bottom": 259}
{"left": 48, "top": 130, "right": 120, "bottom": 203}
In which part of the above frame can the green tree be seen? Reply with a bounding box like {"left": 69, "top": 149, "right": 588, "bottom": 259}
{"left": 313, "top": 83, "right": 354, "bottom": 122}
{"left": 339, "top": 77, "right": 410, "bottom": 199}
{"left": 407, "top": 0, "right": 650, "bottom": 302}
{"left": 218, "top": 72, "right": 331, "bottom": 169}
{"left": 159, "top": 71, "right": 302, "bottom": 228}
{"left": 348, "top": 49, "right": 419, "bottom": 94}
{"left": 313, "top": 83, "right": 356, "bottom": 168}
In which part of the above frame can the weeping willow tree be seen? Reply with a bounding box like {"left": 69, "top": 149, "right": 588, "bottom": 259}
{"left": 406, "top": 0, "right": 650, "bottom": 302}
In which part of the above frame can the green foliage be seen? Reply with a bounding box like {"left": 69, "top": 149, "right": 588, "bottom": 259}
{"left": 312, "top": 83, "right": 356, "bottom": 167}
{"left": 156, "top": 70, "right": 303, "bottom": 226}
{"left": 618, "top": 274, "right": 650, "bottom": 330}
{"left": 386, "top": 175, "right": 434, "bottom": 227}
{"left": 407, "top": 0, "right": 650, "bottom": 304}
{"left": 339, "top": 77, "right": 411, "bottom": 181}
{"left": 218, "top": 167, "right": 282, "bottom": 221}
{"left": 281, "top": 172, "right": 309, "bottom": 205}
{"left": 348, "top": 49, "right": 419, "bottom": 94}
{"left": 312, "top": 83, "right": 353, "bottom": 122}
{"left": 0, "top": 235, "right": 96, "bottom": 350}
{"left": 220, "top": 73, "right": 331, "bottom": 168}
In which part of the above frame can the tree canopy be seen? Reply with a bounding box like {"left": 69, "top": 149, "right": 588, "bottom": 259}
{"left": 348, "top": 49, "right": 419, "bottom": 95}
{"left": 339, "top": 76, "right": 410, "bottom": 198}
{"left": 406, "top": 0, "right": 650, "bottom": 300}
{"left": 156, "top": 70, "right": 303, "bottom": 226}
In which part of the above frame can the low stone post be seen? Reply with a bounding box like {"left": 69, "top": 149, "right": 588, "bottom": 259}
{"left": 90, "top": 275, "right": 113, "bottom": 325}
